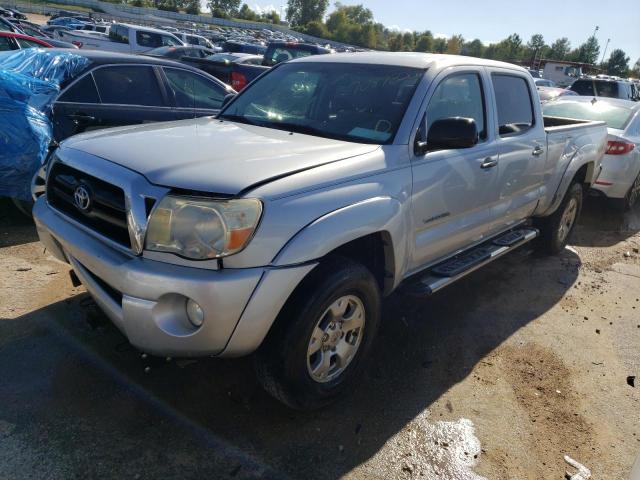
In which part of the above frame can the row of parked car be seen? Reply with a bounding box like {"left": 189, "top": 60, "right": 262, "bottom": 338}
{"left": 531, "top": 70, "right": 640, "bottom": 104}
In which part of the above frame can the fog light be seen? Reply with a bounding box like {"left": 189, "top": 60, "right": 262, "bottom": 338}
{"left": 186, "top": 299, "right": 204, "bottom": 327}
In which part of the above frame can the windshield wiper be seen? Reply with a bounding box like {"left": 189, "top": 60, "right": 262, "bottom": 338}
{"left": 218, "top": 114, "right": 256, "bottom": 126}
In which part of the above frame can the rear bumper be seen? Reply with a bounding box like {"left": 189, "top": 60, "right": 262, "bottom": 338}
{"left": 33, "top": 197, "right": 315, "bottom": 357}
{"left": 590, "top": 153, "right": 640, "bottom": 199}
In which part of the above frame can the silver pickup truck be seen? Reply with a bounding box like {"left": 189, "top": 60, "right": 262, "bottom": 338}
{"left": 33, "top": 53, "right": 607, "bottom": 409}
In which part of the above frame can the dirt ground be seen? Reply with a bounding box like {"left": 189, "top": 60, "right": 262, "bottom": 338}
{"left": 1, "top": 196, "right": 639, "bottom": 479}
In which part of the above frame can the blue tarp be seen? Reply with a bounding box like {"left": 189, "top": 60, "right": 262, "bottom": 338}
{"left": 0, "top": 49, "right": 90, "bottom": 200}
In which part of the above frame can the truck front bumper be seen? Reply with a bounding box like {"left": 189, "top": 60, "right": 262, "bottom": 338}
{"left": 33, "top": 197, "right": 316, "bottom": 357}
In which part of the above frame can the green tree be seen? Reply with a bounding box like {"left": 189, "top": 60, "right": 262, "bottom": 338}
{"left": 525, "top": 33, "right": 547, "bottom": 61}
{"left": 547, "top": 37, "right": 571, "bottom": 60}
{"left": 303, "top": 19, "right": 330, "bottom": 37}
{"left": 631, "top": 58, "right": 640, "bottom": 78}
{"left": 237, "top": 3, "right": 258, "bottom": 20}
{"left": 494, "top": 33, "right": 523, "bottom": 61}
{"left": 208, "top": 0, "right": 240, "bottom": 17}
{"left": 606, "top": 49, "right": 630, "bottom": 76}
{"left": 333, "top": 2, "right": 372, "bottom": 23}
{"left": 414, "top": 32, "right": 434, "bottom": 52}
{"left": 446, "top": 34, "right": 464, "bottom": 55}
{"left": 433, "top": 37, "right": 446, "bottom": 53}
{"left": 463, "top": 38, "right": 484, "bottom": 58}
{"left": 183, "top": 0, "right": 199, "bottom": 14}
{"left": 573, "top": 36, "right": 600, "bottom": 64}
{"left": 286, "top": 0, "right": 329, "bottom": 27}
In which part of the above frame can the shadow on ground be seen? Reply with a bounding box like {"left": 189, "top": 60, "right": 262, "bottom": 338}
{"left": 0, "top": 243, "right": 583, "bottom": 479}
{"left": 572, "top": 197, "right": 640, "bottom": 247}
{"left": 0, "top": 198, "right": 38, "bottom": 248}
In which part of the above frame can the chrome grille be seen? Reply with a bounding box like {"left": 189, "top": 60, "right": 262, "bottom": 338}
{"left": 47, "top": 162, "right": 131, "bottom": 248}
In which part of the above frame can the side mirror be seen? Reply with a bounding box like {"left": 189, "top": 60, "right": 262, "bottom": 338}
{"left": 221, "top": 93, "right": 236, "bottom": 108}
{"left": 416, "top": 117, "right": 478, "bottom": 154}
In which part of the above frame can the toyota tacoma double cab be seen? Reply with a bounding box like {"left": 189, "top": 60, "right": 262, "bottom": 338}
{"left": 33, "top": 53, "right": 607, "bottom": 409}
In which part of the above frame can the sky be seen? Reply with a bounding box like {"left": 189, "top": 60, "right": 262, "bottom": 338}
{"left": 246, "top": 0, "right": 640, "bottom": 66}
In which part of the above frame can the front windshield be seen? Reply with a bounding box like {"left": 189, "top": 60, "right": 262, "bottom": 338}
{"left": 543, "top": 100, "right": 633, "bottom": 130}
{"left": 219, "top": 62, "right": 424, "bottom": 144}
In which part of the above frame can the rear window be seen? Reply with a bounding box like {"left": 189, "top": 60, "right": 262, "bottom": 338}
{"left": 136, "top": 30, "right": 181, "bottom": 48}
{"left": 492, "top": 74, "right": 534, "bottom": 135}
{"left": 264, "top": 47, "right": 313, "bottom": 66}
{"left": 542, "top": 100, "right": 633, "bottom": 130}
{"left": 593, "top": 81, "right": 619, "bottom": 98}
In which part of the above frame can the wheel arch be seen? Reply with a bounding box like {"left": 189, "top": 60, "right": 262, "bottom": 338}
{"left": 272, "top": 196, "right": 406, "bottom": 295}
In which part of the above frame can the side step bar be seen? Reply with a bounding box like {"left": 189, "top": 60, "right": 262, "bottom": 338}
{"left": 406, "top": 227, "right": 539, "bottom": 296}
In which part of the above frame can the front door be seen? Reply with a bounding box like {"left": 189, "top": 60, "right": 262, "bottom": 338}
{"left": 409, "top": 69, "right": 500, "bottom": 272}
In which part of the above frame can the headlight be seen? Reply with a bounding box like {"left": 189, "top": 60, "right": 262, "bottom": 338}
{"left": 145, "top": 196, "right": 262, "bottom": 259}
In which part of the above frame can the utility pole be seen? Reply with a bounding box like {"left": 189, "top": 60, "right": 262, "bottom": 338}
{"left": 600, "top": 38, "right": 610, "bottom": 64}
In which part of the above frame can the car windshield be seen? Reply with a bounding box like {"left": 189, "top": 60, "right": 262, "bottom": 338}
{"left": 219, "top": 62, "right": 424, "bottom": 144}
{"left": 543, "top": 100, "right": 633, "bottom": 130}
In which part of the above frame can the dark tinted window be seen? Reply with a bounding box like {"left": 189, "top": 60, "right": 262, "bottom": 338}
{"left": 492, "top": 74, "right": 534, "bottom": 135}
{"left": 109, "top": 25, "right": 128, "bottom": 44}
{"left": 0, "top": 36, "right": 14, "bottom": 51}
{"left": 164, "top": 68, "right": 225, "bottom": 109}
{"left": 58, "top": 74, "right": 100, "bottom": 103}
{"left": 594, "top": 81, "right": 619, "bottom": 98}
{"left": 93, "top": 66, "right": 164, "bottom": 106}
{"left": 427, "top": 72, "right": 486, "bottom": 140}
{"left": 16, "top": 38, "right": 43, "bottom": 48}
{"left": 136, "top": 30, "right": 181, "bottom": 48}
{"left": 569, "top": 80, "right": 594, "bottom": 96}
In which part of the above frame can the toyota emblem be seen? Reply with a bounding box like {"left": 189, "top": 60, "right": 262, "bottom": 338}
{"left": 73, "top": 184, "right": 92, "bottom": 212}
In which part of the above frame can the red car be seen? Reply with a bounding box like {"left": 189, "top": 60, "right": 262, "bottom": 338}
{"left": 0, "top": 31, "right": 52, "bottom": 51}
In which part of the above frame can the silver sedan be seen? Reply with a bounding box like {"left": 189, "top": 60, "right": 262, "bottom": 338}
{"left": 543, "top": 97, "right": 640, "bottom": 210}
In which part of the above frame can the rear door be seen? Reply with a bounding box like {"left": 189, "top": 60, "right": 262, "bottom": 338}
{"left": 53, "top": 64, "right": 175, "bottom": 141}
{"left": 488, "top": 69, "right": 546, "bottom": 227}
{"left": 409, "top": 67, "right": 501, "bottom": 270}
{"left": 160, "top": 66, "right": 228, "bottom": 119}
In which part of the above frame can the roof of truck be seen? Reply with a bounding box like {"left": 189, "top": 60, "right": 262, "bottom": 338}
{"left": 289, "top": 51, "right": 526, "bottom": 71}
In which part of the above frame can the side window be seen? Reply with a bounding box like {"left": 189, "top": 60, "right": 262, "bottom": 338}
{"left": 93, "top": 66, "right": 165, "bottom": 106}
{"left": 492, "top": 74, "right": 534, "bottom": 135}
{"left": 16, "top": 38, "right": 43, "bottom": 49}
{"left": 0, "top": 36, "right": 14, "bottom": 51}
{"left": 136, "top": 30, "right": 162, "bottom": 48}
{"left": 58, "top": 74, "right": 100, "bottom": 103}
{"left": 570, "top": 80, "right": 594, "bottom": 96}
{"left": 109, "top": 25, "right": 129, "bottom": 44}
{"left": 426, "top": 72, "right": 486, "bottom": 140}
{"left": 161, "top": 34, "right": 181, "bottom": 47}
{"left": 163, "top": 68, "right": 225, "bottom": 109}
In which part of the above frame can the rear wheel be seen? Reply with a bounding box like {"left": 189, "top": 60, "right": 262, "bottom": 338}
{"left": 538, "top": 182, "right": 582, "bottom": 254}
{"left": 253, "top": 256, "right": 381, "bottom": 410}
{"left": 610, "top": 172, "right": 640, "bottom": 212}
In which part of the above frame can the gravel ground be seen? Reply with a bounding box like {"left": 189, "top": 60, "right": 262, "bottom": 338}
{"left": 1, "top": 196, "right": 639, "bottom": 479}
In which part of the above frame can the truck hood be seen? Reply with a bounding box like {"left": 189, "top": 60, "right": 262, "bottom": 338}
{"left": 62, "top": 117, "right": 379, "bottom": 195}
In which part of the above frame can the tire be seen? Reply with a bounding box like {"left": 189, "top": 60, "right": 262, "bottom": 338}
{"left": 538, "top": 182, "right": 583, "bottom": 255}
{"left": 609, "top": 172, "right": 640, "bottom": 212}
{"left": 253, "top": 256, "right": 381, "bottom": 410}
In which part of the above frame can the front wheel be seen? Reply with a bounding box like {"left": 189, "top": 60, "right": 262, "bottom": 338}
{"left": 253, "top": 256, "right": 381, "bottom": 410}
{"left": 538, "top": 182, "right": 583, "bottom": 254}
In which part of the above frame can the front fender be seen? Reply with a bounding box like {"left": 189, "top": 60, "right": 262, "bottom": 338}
{"left": 272, "top": 196, "right": 407, "bottom": 290}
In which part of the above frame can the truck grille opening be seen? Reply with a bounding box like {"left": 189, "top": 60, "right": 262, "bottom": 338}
{"left": 47, "top": 163, "right": 131, "bottom": 248}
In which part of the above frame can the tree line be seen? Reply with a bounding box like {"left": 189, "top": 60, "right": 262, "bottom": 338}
{"left": 122, "top": 0, "right": 639, "bottom": 77}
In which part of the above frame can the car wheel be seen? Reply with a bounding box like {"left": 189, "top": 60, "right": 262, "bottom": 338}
{"left": 253, "top": 256, "right": 381, "bottom": 410}
{"left": 610, "top": 172, "right": 640, "bottom": 212}
{"left": 538, "top": 182, "right": 582, "bottom": 255}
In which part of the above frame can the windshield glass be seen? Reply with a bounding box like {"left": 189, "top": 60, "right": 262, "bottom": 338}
{"left": 219, "top": 62, "right": 424, "bottom": 144}
{"left": 543, "top": 100, "right": 633, "bottom": 130}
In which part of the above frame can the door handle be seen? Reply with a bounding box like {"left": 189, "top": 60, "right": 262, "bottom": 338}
{"left": 480, "top": 157, "right": 498, "bottom": 169}
{"left": 532, "top": 146, "right": 544, "bottom": 156}
{"left": 68, "top": 113, "right": 95, "bottom": 123}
